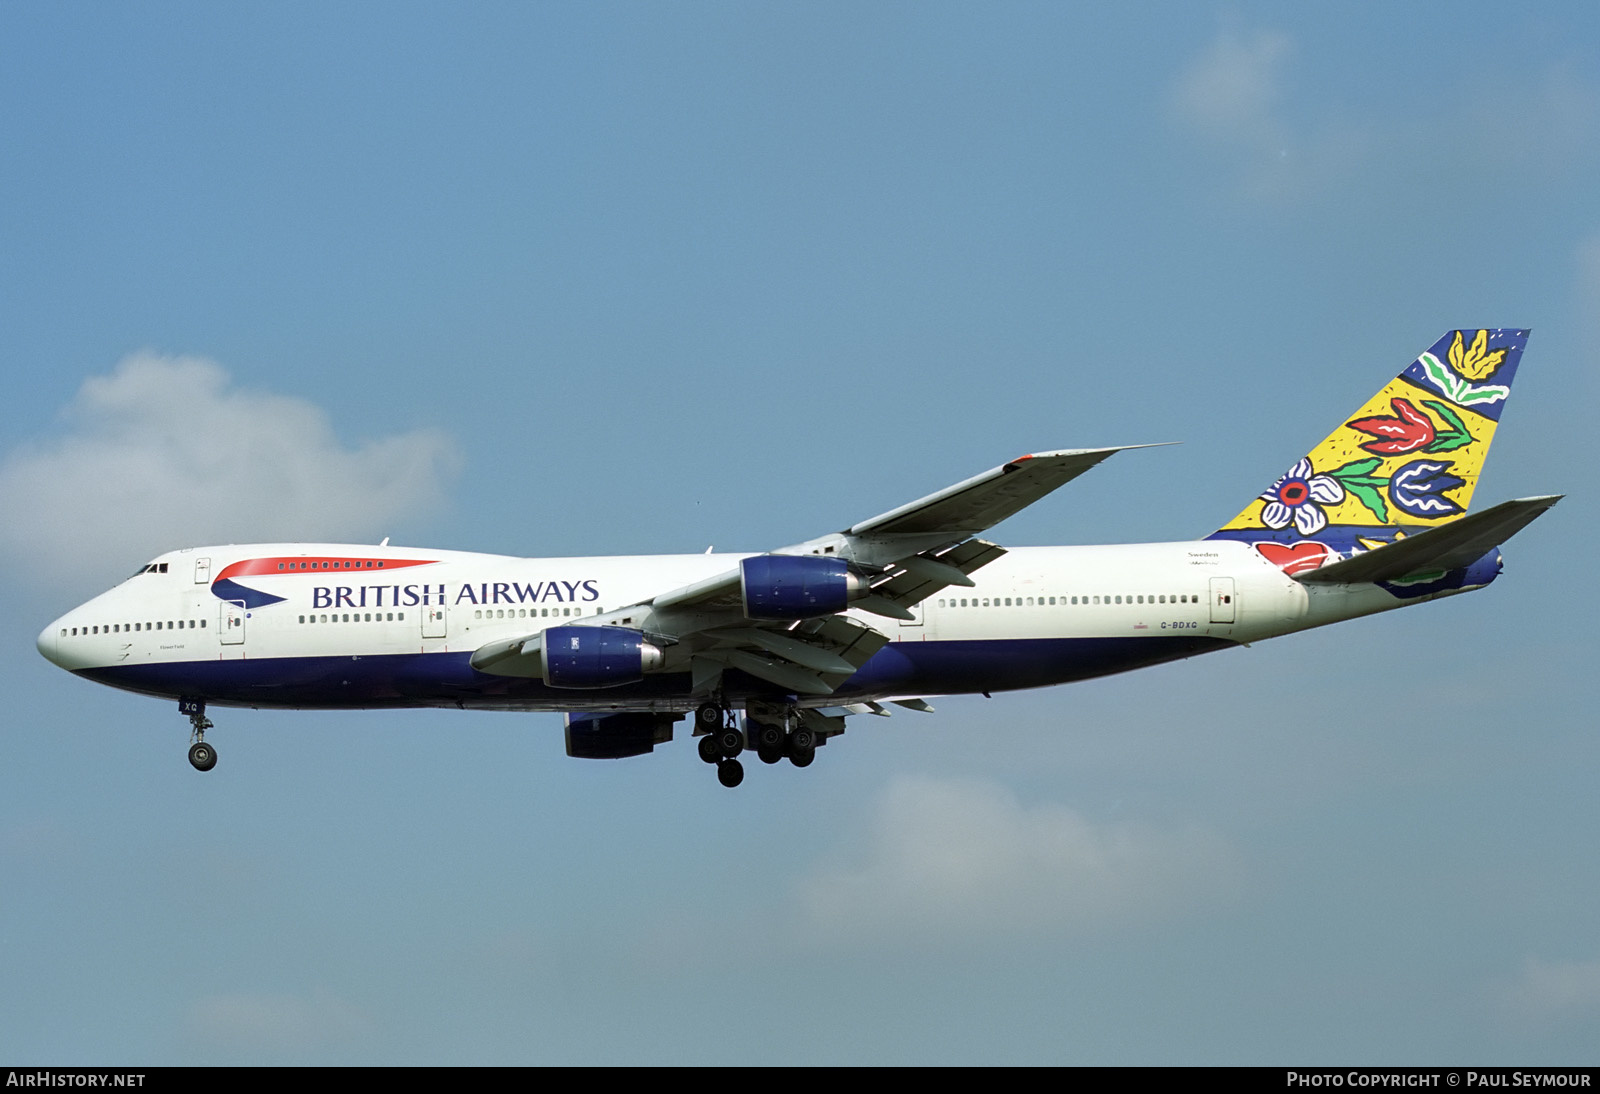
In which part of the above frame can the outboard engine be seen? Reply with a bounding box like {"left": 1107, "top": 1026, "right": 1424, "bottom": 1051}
{"left": 740, "top": 555, "right": 868, "bottom": 620}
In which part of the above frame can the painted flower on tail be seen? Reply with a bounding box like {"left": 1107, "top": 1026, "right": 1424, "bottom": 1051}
{"left": 1448, "top": 329, "right": 1508, "bottom": 382}
{"left": 1389, "top": 459, "right": 1466, "bottom": 519}
{"left": 1260, "top": 458, "right": 1345, "bottom": 535}
{"left": 1346, "top": 398, "right": 1473, "bottom": 456}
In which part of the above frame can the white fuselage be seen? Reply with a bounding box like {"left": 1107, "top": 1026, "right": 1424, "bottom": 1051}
{"left": 37, "top": 539, "right": 1436, "bottom": 713}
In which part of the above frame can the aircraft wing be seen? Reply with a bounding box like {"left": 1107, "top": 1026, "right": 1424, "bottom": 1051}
{"left": 648, "top": 445, "right": 1155, "bottom": 619}
{"left": 845, "top": 445, "right": 1163, "bottom": 537}
{"left": 474, "top": 445, "right": 1154, "bottom": 694}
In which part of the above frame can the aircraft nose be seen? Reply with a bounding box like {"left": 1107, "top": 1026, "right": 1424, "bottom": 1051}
{"left": 37, "top": 619, "right": 61, "bottom": 667}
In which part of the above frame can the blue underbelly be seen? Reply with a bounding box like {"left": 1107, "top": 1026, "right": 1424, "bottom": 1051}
{"left": 76, "top": 634, "right": 1234, "bottom": 710}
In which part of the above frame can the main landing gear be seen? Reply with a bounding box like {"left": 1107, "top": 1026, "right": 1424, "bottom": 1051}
{"left": 696, "top": 702, "right": 745, "bottom": 788}
{"left": 181, "top": 697, "right": 217, "bottom": 772}
{"left": 695, "top": 702, "right": 817, "bottom": 789}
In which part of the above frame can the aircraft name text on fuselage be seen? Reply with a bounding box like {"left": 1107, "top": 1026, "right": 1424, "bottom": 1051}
{"left": 304, "top": 580, "right": 602, "bottom": 610}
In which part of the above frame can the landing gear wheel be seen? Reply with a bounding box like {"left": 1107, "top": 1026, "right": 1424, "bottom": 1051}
{"left": 697, "top": 735, "right": 722, "bottom": 764}
{"left": 754, "top": 722, "right": 784, "bottom": 752}
{"left": 187, "top": 741, "right": 217, "bottom": 772}
{"left": 757, "top": 744, "right": 784, "bottom": 765}
{"left": 695, "top": 702, "right": 724, "bottom": 732}
{"left": 787, "top": 726, "right": 816, "bottom": 768}
{"left": 716, "top": 758, "right": 744, "bottom": 788}
{"left": 715, "top": 726, "right": 744, "bottom": 758}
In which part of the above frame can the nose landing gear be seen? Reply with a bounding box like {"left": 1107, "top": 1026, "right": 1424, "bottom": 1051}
{"left": 180, "top": 697, "right": 217, "bottom": 772}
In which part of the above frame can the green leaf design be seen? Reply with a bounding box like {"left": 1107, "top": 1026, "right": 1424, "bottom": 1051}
{"left": 1420, "top": 353, "right": 1468, "bottom": 402}
{"left": 1426, "top": 433, "right": 1474, "bottom": 453}
{"left": 1330, "top": 457, "right": 1383, "bottom": 479}
{"left": 1424, "top": 399, "right": 1469, "bottom": 437}
{"left": 1422, "top": 399, "right": 1473, "bottom": 452}
{"left": 1418, "top": 353, "right": 1509, "bottom": 407}
{"left": 1328, "top": 457, "right": 1391, "bottom": 523}
{"left": 1342, "top": 480, "right": 1390, "bottom": 523}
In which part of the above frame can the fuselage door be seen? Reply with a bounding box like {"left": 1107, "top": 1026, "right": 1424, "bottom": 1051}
{"left": 422, "top": 605, "right": 447, "bottom": 639}
{"left": 220, "top": 600, "right": 246, "bottom": 645}
{"left": 1209, "top": 577, "right": 1236, "bottom": 624}
{"left": 195, "top": 557, "right": 211, "bottom": 584}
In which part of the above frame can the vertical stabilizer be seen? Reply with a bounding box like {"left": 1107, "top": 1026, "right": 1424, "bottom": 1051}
{"left": 1206, "top": 329, "right": 1529, "bottom": 579}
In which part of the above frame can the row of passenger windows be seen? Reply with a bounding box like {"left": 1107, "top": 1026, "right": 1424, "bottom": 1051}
{"left": 936, "top": 593, "right": 1200, "bottom": 608}
{"left": 298, "top": 613, "right": 406, "bottom": 623}
{"left": 280, "top": 560, "right": 388, "bottom": 570}
{"left": 65, "top": 619, "right": 204, "bottom": 637}
{"left": 472, "top": 607, "right": 595, "bottom": 620}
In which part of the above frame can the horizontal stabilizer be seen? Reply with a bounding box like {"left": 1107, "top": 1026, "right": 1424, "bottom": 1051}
{"left": 1297, "top": 495, "right": 1562, "bottom": 585}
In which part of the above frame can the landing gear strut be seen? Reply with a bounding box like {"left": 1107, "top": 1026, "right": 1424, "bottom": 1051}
{"left": 181, "top": 697, "right": 217, "bottom": 772}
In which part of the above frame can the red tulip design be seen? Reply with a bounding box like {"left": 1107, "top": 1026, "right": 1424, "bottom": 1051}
{"left": 1345, "top": 397, "right": 1473, "bottom": 456}
{"left": 1346, "top": 398, "right": 1435, "bottom": 455}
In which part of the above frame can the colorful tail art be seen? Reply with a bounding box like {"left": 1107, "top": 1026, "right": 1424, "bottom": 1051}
{"left": 1205, "top": 328, "right": 1530, "bottom": 581}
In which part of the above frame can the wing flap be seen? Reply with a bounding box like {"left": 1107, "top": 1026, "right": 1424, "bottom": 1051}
{"left": 865, "top": 538, "right": 1007, "bottom": 609}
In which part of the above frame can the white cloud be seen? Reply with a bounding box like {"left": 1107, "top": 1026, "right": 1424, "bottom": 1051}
{"left": 0, "top": 352, "right": 460, "bottom": 593}
{"left": 185, "top": 989, "right": 373, "bottom": 1055}
{"left": 1172, "top": 26, "right": 1294, "bottom": 145}
{"left": 1502, "top": 955, "right": 1600, "bottom": 1025}
{"left": 1172, "top": 25, "right": 1600, "bottom": 204}
{"left": 797, "top": 775, "right": 1239, "bottom": 943}
{"left": 1169, "top": 25, "right": 1335, "bottom": 200}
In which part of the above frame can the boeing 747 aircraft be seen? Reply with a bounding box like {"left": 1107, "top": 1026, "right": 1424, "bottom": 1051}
{"left": 37, "top": 330, "right": 1559, "bottom": 788}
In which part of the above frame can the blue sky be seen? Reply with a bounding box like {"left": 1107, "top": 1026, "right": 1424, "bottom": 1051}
{"left": 3, "top": 2, "right": 1598, "bottom": 1064}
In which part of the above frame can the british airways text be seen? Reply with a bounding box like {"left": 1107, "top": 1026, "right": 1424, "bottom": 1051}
{"left": 310, "top": 581, "right": 600, "bottom": 609}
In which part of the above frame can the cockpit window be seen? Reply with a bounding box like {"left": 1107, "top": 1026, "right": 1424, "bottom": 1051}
{"left": 130, "top": 562, "right": 171, "bottom": 577}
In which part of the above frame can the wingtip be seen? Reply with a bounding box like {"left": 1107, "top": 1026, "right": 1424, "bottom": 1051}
{"left": 1018, "top": 442, "right": 1180, "bottom": 461}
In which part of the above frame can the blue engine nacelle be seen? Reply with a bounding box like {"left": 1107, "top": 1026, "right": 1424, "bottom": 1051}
{"left": 565, "top": 711, "right": 679, "bottom": 759}
{"left": 542, "top": 626, "right": 664, "bottom": 689}
{"left": 1376, "top": 546, "right": 1503, "bottom": 600}
{"left": 740, "top": 554, "right": 866, "bottom": 620}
